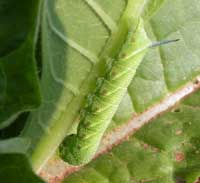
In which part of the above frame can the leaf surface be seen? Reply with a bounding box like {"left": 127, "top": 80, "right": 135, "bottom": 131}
{"left": 63, "top": 90, "right": 200, "bottom": 183}
{"left": 0, "top": 0, "right": 41, "bottom": 128}
{"left": 0, "top": 138, "right": 45, "bottom": 183}
{"left": 40, "top": 0, "right": 200, "bottom": 181}
{"left": 113, "top": 0, "right": 200, "bottom": 128}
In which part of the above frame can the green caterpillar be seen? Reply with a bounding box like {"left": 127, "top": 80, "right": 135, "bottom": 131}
{"left": 59, "top": 18, "right": 152, "bottom": 165}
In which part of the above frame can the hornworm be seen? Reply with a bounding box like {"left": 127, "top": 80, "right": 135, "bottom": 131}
{"left": 59, "top": 18, "right": 178, "bottom": 165}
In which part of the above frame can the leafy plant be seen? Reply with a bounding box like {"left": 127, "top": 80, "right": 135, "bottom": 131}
{"left": 63, "top": 90, "right": 200, "bottom": 183}
{"left": 1, "top": 0, "right": 200, "bottom": 183}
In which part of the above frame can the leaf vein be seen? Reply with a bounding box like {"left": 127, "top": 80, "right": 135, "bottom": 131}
{"left": 149, "top": 22, "right": 170, "bottom": 91}
{"left": 48, "top": 57, "right": 80, "bottom": 96}
{"left": 46, "top": 8, "right": 99, "bottom": 65}
{"left": 84, "top": 0, "right": 118, "bottom": 33}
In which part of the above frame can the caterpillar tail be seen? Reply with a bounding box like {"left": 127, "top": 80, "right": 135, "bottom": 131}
{"left": 59, "top": 18, "right": 151, "bottom": 165}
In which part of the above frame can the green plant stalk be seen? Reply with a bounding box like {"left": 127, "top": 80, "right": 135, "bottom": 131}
{"left": 22, "top": 0, "right": 148, "bottom": 172}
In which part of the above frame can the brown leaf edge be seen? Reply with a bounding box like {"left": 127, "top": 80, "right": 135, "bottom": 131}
{"left": 40, "top": 76, "right": 200, "bottom": 183}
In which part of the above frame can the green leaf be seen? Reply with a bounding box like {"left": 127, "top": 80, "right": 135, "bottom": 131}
{"left": 0, "top": 137, "right": 29, "bottom": 154}
{"left": 0, "top": 138, "right": 45, "bottom": 183}
{"left": 0, "top": 0, "right": 41, "bottom": 128}
{"left": 0, "top": 113, "right": 28, "bottom": 139}
{"left": 23, "top": 0, "right": 200, "bottom": 174}
{"left": 0, "top": 154, "right": 45, "bottom": 183}
{"left": 40, "top": 0, "right": 200, "bottom": 181}
{"left": 112, "top": 0, "right": 200, "bottom": 127}
{"left": 62, "top": 90, "right": 200, "bottom": 183}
